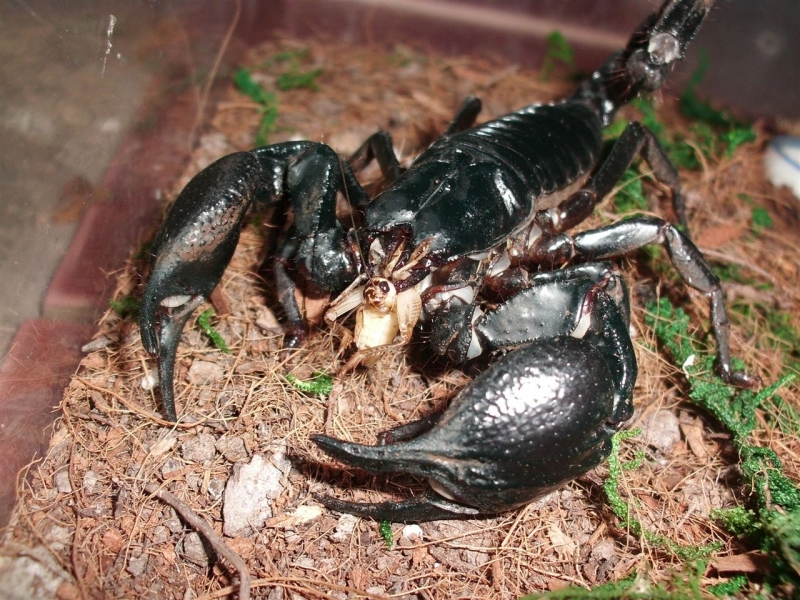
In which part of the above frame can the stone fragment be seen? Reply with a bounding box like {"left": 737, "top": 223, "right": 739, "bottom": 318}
{"left": 53, "top": 470, "right": 72, "bottom": 494}
{"left": 180, "top": 533, "right": 209, "bottom": 568}
{"left": 180, "top": 433, "right": 217, "bottom": 463}
{"left": 222, "top": 449, "right": 290, "bottom": 537}
{"left": 215, "top": 436, "right": 248, "bottom": 463}
{"left": 640, "top": 409, "right": 681, "bottom": 454}
{"left": 187, "top": 360, "right": 224, "bottom": 384}
{"left": 330, "top": 513, "right": 358, "bottom": 542}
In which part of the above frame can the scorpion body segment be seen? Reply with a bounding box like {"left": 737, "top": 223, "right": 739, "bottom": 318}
{"left": 140, "top": 0, "right": 757, "bottom": 519}
{"left": 363, "top": 102, "right": 602, "bottom": 261}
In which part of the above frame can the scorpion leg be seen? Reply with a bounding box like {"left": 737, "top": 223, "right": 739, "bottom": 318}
{"left": 272, "top": 229, "right": 307, "bottom": 347}
{"left": 443, "top": 95, "right": 483, "bottom": 135}
{"left": 344, "top": 96, "right": 482, "bottom": 199}
{"left": 347, "top": 130, "right": 403, "bottom": 183}
{"left": 142, "top": 142, "right": 367, "bottom": 420}
{"left": 592, "top": 121, "right": 686, "bottom": 227}
{"left": 527, "top": 120, "right": 686, "bottom": 247}
{"left": 313, "top": 272, "right": 636, "bottom": 521}
{"left": 554, "top": 216, "right": 757, "bottom": 388}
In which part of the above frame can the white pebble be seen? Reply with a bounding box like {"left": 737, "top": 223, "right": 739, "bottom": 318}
{"left": 402, "top": 524, "right": 424, "bottom": 541}
{"left": 764, "top": 136, "right": 800, "bottom": 201}
{"left": 141, "top": 369, "right": 159, "bottom": 390}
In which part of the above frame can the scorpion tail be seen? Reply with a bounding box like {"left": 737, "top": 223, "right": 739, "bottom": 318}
{"left": 571, "top": 0, "right": 715, "bottom": 125}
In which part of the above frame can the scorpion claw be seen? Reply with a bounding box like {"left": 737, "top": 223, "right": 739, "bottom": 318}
{"left": 313, "top": 491, "right": 480, "bottom": 522}
{"left": 149, "top": 295, "right": 205, "bottom": 422}
{"left": 313, "top": 337, "right": 626, "bottom": 521}
{"left": 140, "top": 152, "right": 262, "bottom": 421}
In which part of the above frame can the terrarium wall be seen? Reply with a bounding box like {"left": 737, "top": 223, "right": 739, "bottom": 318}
{"left": 0, "top": 0, "right": 797, "bottom": 530}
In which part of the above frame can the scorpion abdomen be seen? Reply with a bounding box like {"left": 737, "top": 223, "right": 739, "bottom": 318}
{"left": 364, "top": 102, "right": 604, "bottom": 260}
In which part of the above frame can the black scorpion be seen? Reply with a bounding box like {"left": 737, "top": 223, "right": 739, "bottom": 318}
{"left": 140, "top": 0, "right": 757, "bottom": 521}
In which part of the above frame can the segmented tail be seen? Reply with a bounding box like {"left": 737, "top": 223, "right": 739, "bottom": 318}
{"left": 570, "top": 0, "right": 715, "bottom": 125}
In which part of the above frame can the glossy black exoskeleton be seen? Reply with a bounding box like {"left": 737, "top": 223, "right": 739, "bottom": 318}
{"left": 140, "top": 0, "right": 757, "bottom": 519}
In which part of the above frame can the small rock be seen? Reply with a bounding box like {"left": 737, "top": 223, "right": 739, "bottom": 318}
{"left": 180, "top": 533, "right": 209, "bottom": 568}
{"left": 81, "top": 335, "right": 112, "bottom": 353}
{"left": 126, "top": 553, "right": 148, "bottom": 577}
{"left": 292, "top": 505, "right": 322, "bottom": 525}
{"left": 160, "top": 458, "right": 181, "bottom": 479}
{"left": 402, "top": 524, "right": 423, "bottom": 541}
{"left": 187, "top": 360, "right": 225, "bottom": 385}
{"left": 197, "top": 389, "right": 214, "bottom": 407}
{"left": 149, "top": 433, "right": 177, "bottom": 458}
{"left": 330, "top": 513, "right": 358, "bottom": 542}
{"left": 53, "top": 470, "right": 72, "bottom": 494}
{"left": 186, "top": 472, "right": 203, "bottom": 491}
{"left": 207, "top": 477, "right": 226, "bottom": 500}
{"left": 294, "top": 557, "right": 315, "bottom": 569}
{"left": 150, "top": 525, "right": 169, "bottom": 545}
{"left": 164, "top": 509, "right": 183, "bottom": 534}
{"left": 267, "top": 587, "right": 285, "bottom": 600}
{"left": 215, "top": 436, "right": 248, "bottom": 462}
{"left": 140, "top": 370, "right": 159, "bottom": 391}
{"left": 222, "top": 450, "right": 290, "bottom": 537}
{"left": 640, "top": 409, "right": 681, "bottom": 454}
{"left": 591, "top": 539, "right": 616, "bottom": 561}
{"left": 0, "top": 546, "right": 70, "bottom": 600}
{"left": 181, "top": 433, "right": 217, "bottom": 463}
{"left": 82, "top": 470, "right": 101, "bottom": 495}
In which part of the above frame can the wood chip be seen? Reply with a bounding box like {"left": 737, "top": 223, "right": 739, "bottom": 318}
{"left": 711, "top": 553, "right": 770, "bottom": 574}
{"left": 680, "top": 417, "right": 709, "bottom": 459}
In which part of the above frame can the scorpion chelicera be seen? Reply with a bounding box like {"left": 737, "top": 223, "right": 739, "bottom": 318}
{"left": 140, "top": 0, "right": 758, "bottom": 521}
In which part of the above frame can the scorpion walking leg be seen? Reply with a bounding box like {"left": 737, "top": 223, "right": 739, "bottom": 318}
{"left": 347, "top": 96, "right": 482, "bottom": 184}
{"left": 347, "top": 130, "right": 403, "bottom": 182}
{"left": 569, "top": 216, "right": 759, "bottom": 387}
{"left": 443, "top": 95, "right": 483, "bottom": 135}
{"left": 531, "top": 121, "right": 686, "bottom": 247}
{"left": 591, "top": 121, "right": 686, "bottom": 226}
{"left": 272, "top": 231, "right": 307, "bottom": 347}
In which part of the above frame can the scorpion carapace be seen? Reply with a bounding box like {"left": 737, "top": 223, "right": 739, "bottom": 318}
{"left": 140, "top": 0, "right": 757, "bottom": 520}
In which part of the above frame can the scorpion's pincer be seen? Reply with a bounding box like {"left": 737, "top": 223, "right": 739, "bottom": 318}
{"left": 140, "top": 152, "right": 263, "bottom": 421}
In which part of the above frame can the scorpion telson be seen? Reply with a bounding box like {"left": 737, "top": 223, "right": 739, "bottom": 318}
{"left": 141, "top": 0, "right": 758, "bottom": 520}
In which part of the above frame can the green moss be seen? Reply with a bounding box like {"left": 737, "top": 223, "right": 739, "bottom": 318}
{"left": 233, "top": 49, "right": 324, "bottom": 145}
{"left": 233, "top": 68, "right": 279, "bottom": 146}
{"left": 708, "top": 575, "right": 747, "bottom": 598}
{"left": 379, "top": 520, "right": 393, "bottom": 548}
{"left": 646, "top": 298, "right": 799, "bottom": 592}
{"left": 539, "top": 31, "right": 575, "bottom": 81}
{"left": 285, "top": 371, "right": 334, "bottom": 396}
{"left": 196, "top": 308, "right": 230, "bottom": 353}
{"left": 109, "top": 295, "right": 140, "bottom": 320}
{"left": 613, "top": 168, "right": 649, "bottom": 214}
